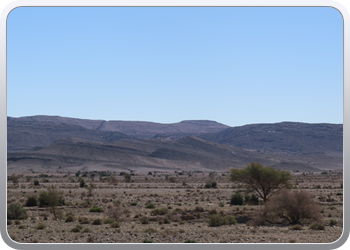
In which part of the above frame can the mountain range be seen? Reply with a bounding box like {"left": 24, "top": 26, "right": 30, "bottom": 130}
{"left": 7, "top": 116, "right": 343, "bottom": 173}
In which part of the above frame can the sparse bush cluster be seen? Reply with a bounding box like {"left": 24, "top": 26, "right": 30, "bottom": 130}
{"left": 151, "top": 208, "right": 168, "bottom": 216}
{"left": 208, "top": 214, "right": 237, "bottom": 227}
{"left": 204, "top": 181, "right": 217, "bottom": 189}
{"left": 6, "top": 162, "right": 342, "bottom": 244}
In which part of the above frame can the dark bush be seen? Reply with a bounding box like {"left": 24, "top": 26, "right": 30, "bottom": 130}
{"left": 204, "top": 181, "right": 217, "bottom": 189}
{"left": 25, "top": 196, "right": 38, "bottom": 207}
{"left": 194, "top": 207, "right": 204, "bottom": 213}
{"left": 245, "top": 194, "right": 259, "bottom": 205}
{"left": 7, "top": 204, "right": 28, "bottom": 220}
{"left": 184, "top": 239, "right": 197, "bottom": 243}
{"left": 33, "top": 180, "right": 40, "bottom": 186}
{"left": 230, "top": 192, "right": 244, "bottom": 205}
{"left": 92, "top": 218, "right": 102, "bottom": 225}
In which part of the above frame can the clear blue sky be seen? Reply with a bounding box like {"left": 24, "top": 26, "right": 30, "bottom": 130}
{"left": 7, "top": 7, "right": 343, "bottom": 127}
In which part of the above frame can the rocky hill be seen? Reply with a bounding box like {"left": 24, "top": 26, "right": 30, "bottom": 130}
{"left": 7, "top": 116, "right": 229, "bottom": 151}
{"left": 200, "top": 122, "right": 343, "bottom": 156}
{"left": 7, "top": 116, "right": 343, "bottom": 173}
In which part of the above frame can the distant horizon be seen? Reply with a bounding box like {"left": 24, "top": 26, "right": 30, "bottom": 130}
{"left": 7, "top": 114, "right": 344, "bottom": 127}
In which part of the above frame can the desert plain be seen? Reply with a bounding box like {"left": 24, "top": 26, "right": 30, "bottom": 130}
{"left": 6, "top": 169, "right": 343, "bottom": 244}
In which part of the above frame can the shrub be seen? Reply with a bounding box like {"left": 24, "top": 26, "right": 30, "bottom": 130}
{"left": 25, "top": 196, "right": 38, "bottom": 207}
{"left": 34, "top": 180, "right": 40, "bottom": 186}
{"left": 181, "top": 214, "right": 195, "bottom": 221}
{"left": 184, "top": 239, "right": 197, "bottom": 243}
{"left": 145, "top": 203, "right": 156, "bottom": 209}
{"left": 263, "top": 189, "right": 323, "bottom": 225}
{"left": 151, "top": 208, "right": 168, "bottom": 216}
{"left": 107, "top": 205, "right": 123, "bottom": 221}
{"left": 124, "top": 173, "right": 132, "bottom": 183}
{"left": 35, "top": 223, "right": 46, "bottom": 230}
{"left": 78, "top": 217, "right": 90, "bottom": 224}
{"left": 162, "top": 217, "right": 171, "bottom": 224}
{"left": 329, "top": 219, "right": 337, "bottom": 226}
{"left": 89, "top": 206, "right": 104, "bottom": 213}
{"left": 230, "top": 192, "right": 244, "bottom": 205}
{"left": 65, "top": 215, "right": 75, "bottom": 223}
{"left": 7, "top": 204, "right": 28, "bottom": 220}
{"left": 245, "top": 194, "right": 259, "bottom": 205}
{"left": 209, "top": 209, "right": 217, "bottom": 215}
{"left": 143, "top": 227, "right": 157, "bottom": 233}
{"left": 140, "top": 217, "right": 149, "bottom": 224}
{"left": 204, "top": 181, "right": 217, "bottom": 189}
{"left": 208, "top": 214, "right": 237, "bottom": 227}
{"left": 92, "top": 218, "right": 102, "bottom": 225}
{"left": 103, "top": 218, "right": 115, "bottom": 224}
{"left": 65, "top": 212, "right": 76, "bottom": 222}
{"left": 194, "top": 207, "right": 204, "bottom": 213}
{"left": 309, "top": 223, "right": 325, "bottom": 230}
{"left": 71, "top": 224, "right": 83, "bottom": 232}
{"left": 79, "top": 179, "right": 85, "bottom": 188}
{"left": 289, "top": 224, "right": 303, "bottom": 230}
{"left": 110, "top": 221, "right": 121, "bottom": 228}
{"left": 86, "top": 236, "right": 94, "bottom": 242}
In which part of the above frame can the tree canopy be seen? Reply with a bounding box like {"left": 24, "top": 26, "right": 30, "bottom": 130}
{"left": 229, "top": 162, "right": 293, "bottom": 202}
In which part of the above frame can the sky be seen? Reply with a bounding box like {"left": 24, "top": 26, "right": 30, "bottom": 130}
{"left": 6, "top": 7, "right": 343, "bottom": 127}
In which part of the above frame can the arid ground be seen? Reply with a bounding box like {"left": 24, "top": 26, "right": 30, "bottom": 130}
{"left": 7, "top": 170, "right": 343, "bottom": 244}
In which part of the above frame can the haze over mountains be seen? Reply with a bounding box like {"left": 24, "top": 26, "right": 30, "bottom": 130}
{"left": 7, "top": 116, "right": 343, "bottom": 173}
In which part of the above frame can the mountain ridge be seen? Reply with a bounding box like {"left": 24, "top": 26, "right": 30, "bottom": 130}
{"left": 7, "top": 116, "right": 343, "bottom": 173}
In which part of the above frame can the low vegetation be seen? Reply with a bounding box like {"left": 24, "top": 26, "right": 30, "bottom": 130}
{"left": 6, "top": 165, "right": 343, "bottom": 243}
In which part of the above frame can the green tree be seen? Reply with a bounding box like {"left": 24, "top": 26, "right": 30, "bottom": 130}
{"left": 38, "top": 187, "right": 65, "bottom": 220}
{"left": 229, "top": 162, "right": 293, "bottom": 202}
